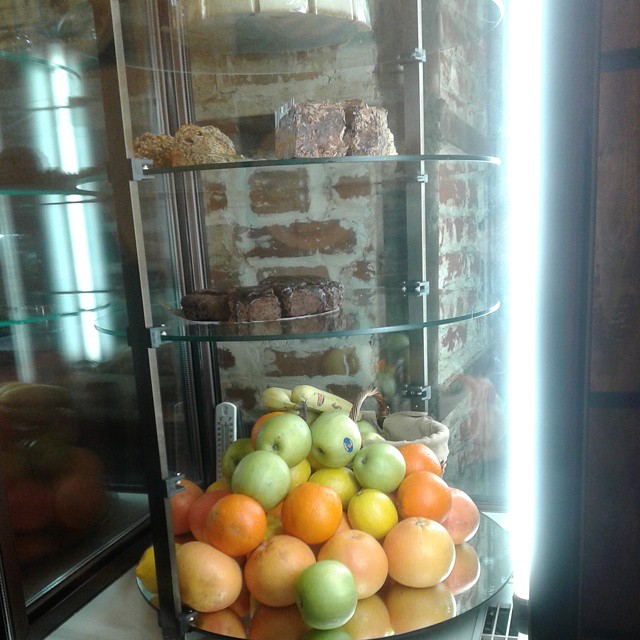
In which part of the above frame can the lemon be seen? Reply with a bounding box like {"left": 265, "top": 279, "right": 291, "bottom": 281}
{"left": 307, "top": 450, "right": 325, "bottom": 471}
{"left": 264, "top": 513, "right": 285, "bottom": 540}
{"left": 347, "top": 489, "right": 398, "bottom": 540}
{"left": 309, "top": 467, "right": 361, "bottom": 510}
{"left": 135, "top": 543, "right": 180, "bottom": 594}
{"left": 206, "top": 478, "right": 231, "bottom": 492}
{"left": 135, "top": 546, "right": 159, "bottom": 594}
{"left": 289, "top": 457, "right": 312, "bottom": 492}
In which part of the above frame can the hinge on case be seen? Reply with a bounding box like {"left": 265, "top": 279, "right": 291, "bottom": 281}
{"left": 402, "top": 384, "right": 432, "bottom": 401}
{"left": 149, "top": 325, "right": 167, "bottom": 348}
{"left": 401, "top": 280, "right": 430, "bottom": 296}
{"left": 158, "top": 610, "right": 197, "bottom": 636}
{"left": 417, "top": 174, "right": 429, "bottom": 183}
{"left": 128, "top": 157, "right": 154, "bottom": 181}
{"left": 398, "top": 48, "right": 427, "bottom": 64}
{"left": 164, "top": 472, "right": 186, "bottom": 498}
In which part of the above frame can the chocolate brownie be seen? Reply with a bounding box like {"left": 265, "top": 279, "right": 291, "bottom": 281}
{"left": 228, "top": 286, "right": 282, "bottom": 322}
{"left": 260, "top": 276, "right": 344, "bottom": 316}
{"left": 180, "top": 289, "right": 230, "bottom": 321}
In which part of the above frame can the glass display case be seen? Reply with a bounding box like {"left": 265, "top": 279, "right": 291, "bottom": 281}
{"left": 4, "top": 1, "right": 614, "bottom": 640}
{"left": 0, "top": 2, "right": 150, "bottom": 638}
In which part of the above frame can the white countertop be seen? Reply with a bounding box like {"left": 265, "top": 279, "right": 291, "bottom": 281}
{"left": 45, "top": 568, "right": 162, "bottom": 640}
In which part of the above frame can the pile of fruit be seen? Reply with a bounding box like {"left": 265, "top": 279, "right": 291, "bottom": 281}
{"left": 0, "top": 381, "right": 109, "bottom": 564}
{"left": 136, "top": 387, "right": 482, "bottom": 639}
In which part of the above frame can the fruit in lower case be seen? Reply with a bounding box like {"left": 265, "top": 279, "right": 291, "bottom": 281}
{"left": 356, "top": 419, "right": 379, "bottom": 440}
{"left": 383, "top": 517, "right": 456, "bottom": 588}
{"left": 295, "top": 560, "right": 358, "bottom": 630}
{"left": 231, "top": 449, "right": 291, "bottom": 510}
{"left": 301, "top": 628, "right": 354, "bottom": 640}
{"left": 175, "top": 541, "right": 243, "bottom": 612}
{"left": 443, "top": 542, "right": 481, "bottom": 595}
{"left": 441, "top": 487, "right": 481, "bottom": 544}
{"left": 342, "top": 594, "right": 393, "bottom": 640}
{"left": 346, "top": 488, "right": 398, "bottom": 541}
{"left": 249, "top": 603, "right": 309, "bottom": 640}
{"left": 351, "top": 441, "right": 406, "bottom": 493}
{"left": 169, "top": 478, "right": 204, "bottom": 535}
{"left": 255, "top": 412, "right": 312, "bottom": 467}
{"left": 251, "top": 411, "right": 285, "bottom": 447}
{"left": 187, "top": 489, "right": 230, "bottom": 542}
{"left": 308, "top": 467, "right": 360, "bottom": 510}
{"left": 317, "top": 529, "right": 388, "bottom": 600}
{"left": 221, "top": 438, "right": 254, "bottom": 482}
{"left": 289, "top": 457, "right": 312, "bottom": 492}
{"left": 395, "top": 469, "right": 452, "bottom": 523}
{"left": 244, "top": 534, "right": 317, "bottom": 607}
{"left": 309, "top": 410, "right": 361, "bottom": 468}
{"left": 383, "top": 581, "right": 456, "bottom": 633}
{"left": 195, "top": 608, "right": 247, "bottom": 638}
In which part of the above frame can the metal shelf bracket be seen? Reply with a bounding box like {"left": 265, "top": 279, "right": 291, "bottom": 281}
{"left": 401, "top": 384, "right": 432, "bottom": 401}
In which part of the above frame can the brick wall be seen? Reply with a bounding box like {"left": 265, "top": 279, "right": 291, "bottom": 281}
{"left": 182, "top": 0, "right": 498, "bottom": 426}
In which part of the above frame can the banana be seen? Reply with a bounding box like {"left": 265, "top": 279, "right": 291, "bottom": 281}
{"left": 261, "top": 387, "right": 298, "bottom": 411}
{"left": 290, "top": 385, "right": 352, "bottom": 414}
{"left": 0, "top": 383, "right": 71, "bottom": 408}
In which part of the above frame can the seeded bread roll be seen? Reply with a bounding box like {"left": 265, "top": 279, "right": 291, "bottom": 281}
{"left": 343, "top": 99, "right": 397, "bottom": 156}
{"left": 132, "top": 133, "right": 174, "bottom": 168}
{"left": 171, "top": 124, "right": 238, "bottom": 166}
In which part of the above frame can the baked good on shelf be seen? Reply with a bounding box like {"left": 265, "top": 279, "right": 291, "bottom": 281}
{"left": 132, "top": 133, "right": 174, "bottom": 168}
{"left": 228, "top": 285, "right": 282, "bottom": 322}
{"left": 275, "top": 99, "right": 397, "bottom": 159}
{"left": 133, "top": 124, "right": 239, "bottom": 168}
{"left": 261, "top": 275, "right": 344, "bottom": 317}
{"left": 171, "top": 124, "right": 239, "bottom": 166}
{"left": 181, "top": 289, "right": 230, "bottom": 321}
{"left": 275, "top": 100, "right": 349, "bottom": 159}
{"left": 343, "top": 99, "right": 397, "bottom": 156}
{"left": 180, "top": 276, "right": 344, "bottom": 322}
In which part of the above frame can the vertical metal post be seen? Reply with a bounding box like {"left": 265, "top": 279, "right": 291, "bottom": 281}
{"left": 400, "top": 0, "right": 430, "bottom": 410}
{"left": 98, "top": 2, "right": 184, "bottom": 638}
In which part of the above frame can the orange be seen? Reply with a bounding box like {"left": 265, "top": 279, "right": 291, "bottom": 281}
{"left": 175, "top": 541, "right": 243, "bottom": 612}
{"left": 281, "top": 482, "right": 342, "bottom": 545}
{"left": 249, "top": 604, "right": 309, "bottom": 640}
{"left": 383, "top": 581, "right": 456, "bottom": 633}
{"left": 398, "top": 442, "right": 442, "bottom": 477}
{"left": 53, "top": 473, "right": 108, "bottom": 532}
{"left": 396, "top": 470, "right": 452, "bottom": 523}
{"left": 195, "top": 609, "right": 246, "bottom": 638}
{"left": 6, "top": 478, "right": 55, "bottom": 532}
{"left": 318, "top": 529, "right": 388, "bottom": 599}
{"left": 244, "top": 534, "right": 316, "bottom": 607}
{"left": 251, "top": 411, "right": 284, "bottom": 448}
{"left": 229, "top": 579, "right": 251, "bottom": 618}
{"left": 441, "top": 487, "right": 480, "bottom": 544}
{"left": 205, "top": 493, "right": 267, "bottom": 557}
{"left": 187, "top": 488, "right": 231, "bottom": 542}
{"left": 383, "top": 517, "right": 456, "bottom": 588}
{"left": 170, "top": 479, "right": 204, "bottom": 535}
{"left": 342, "top": 594, "right": 393, "bottom": 639}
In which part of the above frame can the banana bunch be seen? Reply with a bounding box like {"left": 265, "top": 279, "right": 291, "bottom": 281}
{"left": 261, "top": 385, "right": 352, "bottom": 414}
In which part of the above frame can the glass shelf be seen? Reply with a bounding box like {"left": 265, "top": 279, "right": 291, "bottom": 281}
{"left": 137, "top": 513, "right": 511, "bottom": 639}
{"left": 95, "top": 293, "right": 500, "bottom": 343}
{"left": 125, "top": 0, "right": 504, "bottom": 69}
{"left": 0, "top": 171, "right": 108, "bottom": 200}
{"left": 143, "top": 153, "right": 501, "bottom": 176}
{"left": 0, "top": 302, "right": 110, "bottom": 328}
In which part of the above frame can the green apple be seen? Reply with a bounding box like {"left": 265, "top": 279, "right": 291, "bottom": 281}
{"left": 255, "top": 412, "right": 312, "bottom": 467}
{"left": 352, "top": 441, "right": 406, "bottom": 493}
{"left": 309, "top": 411, "right": 362, "bottom": 469}
{"left": 302, "top": 628, "right": 354, "bottom": 640}
{"left": 356, "top": 419, "right": 378, "bottom": 439}
{"left": 361, "top": 432, "right": 385, "bottom": 447}
{"left": 231, "top": 450, "right": 290, "bottom": 510}
{"left": 295, "top": 560, "right": 358, "bottom": 630}
{"left": 221, "top": 437, "right": 254, "bottom": 482}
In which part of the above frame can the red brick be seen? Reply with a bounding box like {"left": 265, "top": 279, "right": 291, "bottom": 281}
{"left": 249, "top": 169, "right": 310, "bottom": 214}
{"left": 333, "top": 176, "right": 372, "bottom": 200}
{"left": 441, "top": 324, "right": 468, "bottom": 352}
{"left": 242, "top": 220, "right": 357, "bottom": 258}
{"left": 204, "top": 183, "right": 227, "bottom": 211}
